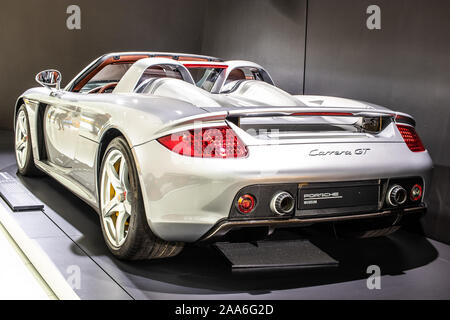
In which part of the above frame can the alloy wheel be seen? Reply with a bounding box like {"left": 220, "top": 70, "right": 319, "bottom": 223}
{"left": 100, "top": 149, "right": 133, "bottom": 247}
{"left": 15, "top": 110, "right": 29, "bottom": 169}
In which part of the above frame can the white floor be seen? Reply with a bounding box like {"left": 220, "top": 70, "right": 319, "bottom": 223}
{"left": 0, "top": 222, "right": 56, "bottom": 300}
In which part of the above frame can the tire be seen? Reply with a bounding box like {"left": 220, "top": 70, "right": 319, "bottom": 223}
{"left": 15, "top": 105, "right": 41, "bottom": 176}
{"left": 98, "top": 136, "right": 183, "bottom": 260}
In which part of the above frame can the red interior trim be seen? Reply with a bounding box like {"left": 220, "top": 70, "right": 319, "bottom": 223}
{"left": 183, "top": 64, "right": 228, "bottom": 69}
{"left": 72, "top": 55, "right": 149, "bottom": 92}
{"left": 152, "top": 55, "right": 215, "bottom": 62}
{"left": 177, "top": 56, "right": 211, "bottom": 61}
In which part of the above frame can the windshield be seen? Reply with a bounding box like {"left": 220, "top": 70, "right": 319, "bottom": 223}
{"left": 79, "top": 63, "right": 133, "bottom": 92}
{"left": 186, "top": 66, "right": 226, "bottom": 92}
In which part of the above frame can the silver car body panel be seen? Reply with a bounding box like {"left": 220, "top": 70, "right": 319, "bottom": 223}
{"left": 15, "top": 52, "right": 433, "bottom": 242}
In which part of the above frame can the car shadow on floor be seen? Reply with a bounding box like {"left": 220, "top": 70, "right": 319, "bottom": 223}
{"left": 9, "top": 163, "right": 439, "bottom": 295}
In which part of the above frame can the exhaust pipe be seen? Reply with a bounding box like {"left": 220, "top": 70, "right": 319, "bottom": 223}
{"left": 270, "top": 192, "right": 295, "bottom": 215}
{"left": 386, "top": 185, "right": 407, "bottom": 206}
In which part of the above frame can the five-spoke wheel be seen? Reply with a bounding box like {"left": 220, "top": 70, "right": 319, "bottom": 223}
{"left": 15, "top": 109, "right": 29, "bottom": 169}
{"left": 14, "top": 105, "right": 40, "bottom": 176}
{"left": 100, "top": 149, "right": 133, "bottom": 247}
{"left": 99, "top": 137, "right": 183, "bottom": 260}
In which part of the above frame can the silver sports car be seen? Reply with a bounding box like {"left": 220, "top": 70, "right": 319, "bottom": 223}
{"left": 14, "top": 52, "right": 433, "bottom": 260}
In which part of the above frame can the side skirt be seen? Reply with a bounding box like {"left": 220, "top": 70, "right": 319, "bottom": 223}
{"left": 34, "top": 160, "right": 100, "bottom": 214}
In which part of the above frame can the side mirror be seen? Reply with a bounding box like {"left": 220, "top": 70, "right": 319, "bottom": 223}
{"left": 35, "top": 70, "right": 62, "bottom": 90}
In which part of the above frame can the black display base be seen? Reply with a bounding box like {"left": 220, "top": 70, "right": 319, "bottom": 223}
{"left": 215, "top": 240, "right": 338, "bottom": 272}
{"left": 0, "top": 172, "right": 44, "bottom": 212}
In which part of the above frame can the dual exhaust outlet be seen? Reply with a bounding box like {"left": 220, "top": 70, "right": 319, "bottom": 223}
{"left": 270, "top": 191, "right": 295, "bottom": 215}
{"left": 270, "top": 185, "right": 411, "bottom": 214}
{"left": 386, "top": 184, "right": 407, "bottom": 206}
{"left": 238, "top": 183, "right": 420, "bottom": 215}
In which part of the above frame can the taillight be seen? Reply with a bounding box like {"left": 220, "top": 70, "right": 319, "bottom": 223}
{"left": 396, "top": 124, "right": 425, "bottom": 152}
{"left": 410, "top": 184, "right": 423, "bottom": 202}
{"left": 237, "top": 194, "right": 256, "bottom": 214}
{"left": 157, "top": 125, "right": 248, "bottom": 158}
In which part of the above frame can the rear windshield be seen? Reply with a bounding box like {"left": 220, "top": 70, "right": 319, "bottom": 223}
{"left": 134, "top": 64, "right": 185, "bottom": 93}
{"left": 221, "top": 67, "right": 267, "bottom": 93}
{"left": 186, "top": 67, "right": 226, "bottom": 92}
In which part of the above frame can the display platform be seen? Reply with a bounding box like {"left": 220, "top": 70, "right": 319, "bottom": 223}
{"left": 215, "top": 240, "right": 338, "bottom": 272}
{"left": 1, "top": 130, "right": 450, "bottom": 300}
{"left": 0, "top": 172, "right": 44, "bottom": 211}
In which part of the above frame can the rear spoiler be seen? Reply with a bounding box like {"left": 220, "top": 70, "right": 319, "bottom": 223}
{"left": 154, "top": 107, "right": 415, "bottom": 135}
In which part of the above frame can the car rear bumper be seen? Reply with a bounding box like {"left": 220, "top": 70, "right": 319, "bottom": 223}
{"left": 199, "top": 205, "right": 426, "bottom": 242}
{"left": 132, "top": 140, "right": 433, "bottom": 242}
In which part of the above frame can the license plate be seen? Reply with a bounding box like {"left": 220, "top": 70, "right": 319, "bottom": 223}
{"left": 298, "top": 183, "right": 379, "bottom": 210}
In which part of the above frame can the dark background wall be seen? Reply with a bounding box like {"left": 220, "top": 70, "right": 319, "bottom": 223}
{"left": 0, "top": 0, "right": 206, "bottom": 129}
{"left": 0, "top": 0, "right": 448, "bottom": 243}
{"left": 304, "top": 0, "right": 450, "bottom": 244}
{"left": 201, "top": 0, "right": 307, "bottom": 94}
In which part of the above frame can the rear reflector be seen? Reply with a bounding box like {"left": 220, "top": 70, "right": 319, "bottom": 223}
{"left": 158, "top": 126, "right": 248, "bottom": 158}
{"left": 237, "top": 194, "right": 256, "bottom": 214}
{"left": 410, "top": 184, "right": 423, "bottom": 202}
{"left": 397, "top": 124, "right": 425, "bottom": 152}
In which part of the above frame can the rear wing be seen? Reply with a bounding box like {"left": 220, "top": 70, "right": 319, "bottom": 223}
{"left": 154, "top": 106, "right": 415, "bottom": 136}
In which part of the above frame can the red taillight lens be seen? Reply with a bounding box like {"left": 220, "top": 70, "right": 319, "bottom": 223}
{"left": 157, "top": 126, "right": 248, "bottom": 158}
{"left": 397, "top": 124, "right": 425, "bottom": 152}
{"left": 410, "top": 184, "right": 423, "bottom": 201}
{"left": 237, "top": 194, "right": 256, "bottom": 214}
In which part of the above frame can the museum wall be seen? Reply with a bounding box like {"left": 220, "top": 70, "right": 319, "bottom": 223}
{"left": 201, "top": 0, "right": 307, "bottom": 94}
{"left": 0, "top": 0, "right": 206, "bottom": 130}
{"left": 304, "top": 0, "right": 450, "bottom": 243}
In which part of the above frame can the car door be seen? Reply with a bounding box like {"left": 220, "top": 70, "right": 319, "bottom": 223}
{"left": 44, "top": 92, "right": 81, "bottom": 169}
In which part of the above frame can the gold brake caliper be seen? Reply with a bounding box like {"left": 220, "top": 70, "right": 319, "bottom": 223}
{"left": 109, "top": 159, "right": 121, "bottom": 224}
{"left": 111, "top": 159, "right": 129, "bottom": 228}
